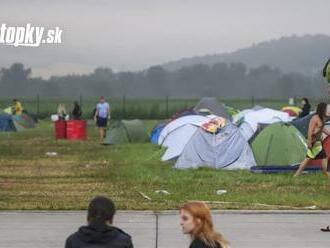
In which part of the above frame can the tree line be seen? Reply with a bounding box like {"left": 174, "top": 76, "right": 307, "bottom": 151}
{"left": 0, "top": 62, "right": 326, "bottom": 98}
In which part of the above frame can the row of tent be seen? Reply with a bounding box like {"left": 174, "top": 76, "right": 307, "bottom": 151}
{"left": 100, "top": 97, "right": 320, "bottom": 170}
{"left": 150, "top": 98, "right": 327, "bottom": 170}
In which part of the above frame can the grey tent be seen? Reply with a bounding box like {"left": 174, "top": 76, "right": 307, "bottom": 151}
{"left": 102, "top": 119, "right": 149, "bottom": 145}
{"left": 193, "top": 97, "right": 232, "bottom": 120}
{"left": 175, "top": 122, "right": 256, "bottom": 169}
{"left": 291, "top": 113, "right": 314, "bottom": 138}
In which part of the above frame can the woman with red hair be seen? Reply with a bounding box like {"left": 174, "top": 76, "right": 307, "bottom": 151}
{"left": 180, "top": 202, "right": 229, "bottom": 248}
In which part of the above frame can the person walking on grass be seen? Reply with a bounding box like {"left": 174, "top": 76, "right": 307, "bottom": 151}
{"left": 321, "top": 58, "right": 330, "bottom": 232}
{"left": 294, "top": 102, "right": 330, "bottom": 178}
{"left": 180, "top": 201, "right": 230, "bottom": 248}
{"left": 94, "top": 96, "right": 111, "bottom": 143}
{"left": 65, "top": 196, "right": 133, "bottom": 248}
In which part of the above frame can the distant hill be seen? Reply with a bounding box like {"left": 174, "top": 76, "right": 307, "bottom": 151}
{"left": 162, "top": 34, "right": 330, "bottom": 75}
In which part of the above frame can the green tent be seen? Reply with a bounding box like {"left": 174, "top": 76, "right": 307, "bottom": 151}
{"left": 102, "top": 119, "right": 149, "bottom": 145}
{"left": 251, "top": 123, "right": 307, "bottom": 166}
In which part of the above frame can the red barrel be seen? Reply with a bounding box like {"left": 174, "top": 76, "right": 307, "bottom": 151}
{"left": 55, "top": 120, "right": 67, "bottom": 139}
{"left": 66, "top": 120, "right": 87, "bottom": 140}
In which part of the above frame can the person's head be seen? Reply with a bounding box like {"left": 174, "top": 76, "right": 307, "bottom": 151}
{"left": 74, "top": 101, "right": 79, "bottom": 107}
{"left": 99, "top": 96, "right": 105, "bottom": 103}
{"left": 316, "top": 102, "right": 328, "bottom": 120}
{"left": 180, "top": 202, "right": 228, "bottom": 248}
{"left": 301, "top": 98, "right": 309, "bottom": 105}
{"left": 12, "top": 99, "right": 17, "bottom": 103}
{"left": 58, "top": 103, "right": 65, "bottom": 109}
{"left": 87, "top": 196, "right": 116, "bottom": 225}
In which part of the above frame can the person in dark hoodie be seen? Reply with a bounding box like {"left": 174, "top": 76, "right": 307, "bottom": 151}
{"left": 298, "top": 98, "right": 311, "bottom": 118}
{"left": 65, "top": 196, "right": 133, "bottom": 248}
{"left": 71, "top": 101, "right": 82, "bottom": 120}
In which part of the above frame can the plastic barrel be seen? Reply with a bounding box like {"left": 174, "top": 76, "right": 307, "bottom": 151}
{"left": 55, "top": 120, "right": 67, "bottom": 139}
{"left": 66, "top": 120, "right": 87, "bottom": 140}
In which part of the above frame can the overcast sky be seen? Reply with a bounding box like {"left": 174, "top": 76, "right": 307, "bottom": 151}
{"left": 0, "top": 0, "right": 329, "bottom": 78}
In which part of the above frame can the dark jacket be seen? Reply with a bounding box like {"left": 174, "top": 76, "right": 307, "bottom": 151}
{"left": 190, "top": 238, "right": 222, "bottom": 248}
{"left": 65, "top": 222, "right": 133, "bottom": 248}
{"left": 299, "top": 103, "right": 311, "bottom": 118}
{"left": 72, "top": 105, "right": 82, "bottom": 120}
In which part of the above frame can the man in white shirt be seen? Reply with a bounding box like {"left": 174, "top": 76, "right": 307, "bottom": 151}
{"left": 94, "top": 96, "right": 111, "bottom": 143}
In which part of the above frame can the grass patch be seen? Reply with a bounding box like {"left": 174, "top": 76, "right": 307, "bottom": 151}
{"left": 0, "top": 120, "right": 330, "bottom": 210}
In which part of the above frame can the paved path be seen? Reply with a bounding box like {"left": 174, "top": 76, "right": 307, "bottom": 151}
{"left": 0, "top": 211, "right": 330, "bottom": 248}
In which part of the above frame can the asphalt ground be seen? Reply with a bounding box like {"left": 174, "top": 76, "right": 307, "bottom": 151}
{"left": 1, "top": 211, "right": 330, "bottom": 248}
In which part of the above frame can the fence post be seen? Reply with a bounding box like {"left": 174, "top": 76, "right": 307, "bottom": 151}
{"left": 37, "top": 94, "right": 40, "bottom": 117}
{"left": 154, "top": 211, "right": 159, "bottom": 248}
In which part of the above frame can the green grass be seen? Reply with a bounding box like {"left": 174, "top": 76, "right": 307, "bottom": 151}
{"left": 0, "top": 120, "right": 330, "bottom": 210}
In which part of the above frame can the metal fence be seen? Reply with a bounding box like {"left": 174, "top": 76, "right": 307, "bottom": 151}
{"left": 0, "top": 95, "right": 326, "bottom": 120}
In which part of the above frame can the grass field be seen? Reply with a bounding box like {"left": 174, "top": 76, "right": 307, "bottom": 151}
{"left": 0, "top": 120, "right": 330, "bottom": 210}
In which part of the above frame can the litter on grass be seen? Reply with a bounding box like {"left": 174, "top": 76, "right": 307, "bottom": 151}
{"left": 45, "top": 152, "right": 58, "bottom": 157}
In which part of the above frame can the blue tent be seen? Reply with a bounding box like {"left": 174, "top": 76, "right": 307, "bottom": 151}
{"left": 150, "top": 122, "right": 166, "bottom": 144}
{"left": 0, "top": 114, "right": 16, "bottom": 131}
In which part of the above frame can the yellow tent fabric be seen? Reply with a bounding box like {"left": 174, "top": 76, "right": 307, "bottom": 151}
{"left": 4, "top": 107, "right": 12, "bottom": 114}
{"left": 281, "top": 106, "right": 302, "bottom": 115}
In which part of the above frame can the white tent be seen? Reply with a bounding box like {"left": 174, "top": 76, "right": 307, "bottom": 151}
{"left": 158, "top": 115, "right": 212, "bottom": 145}
{"left": 245, "top": 108, "right": 291, "bottom": 128}
{"left": 232, "top": 109, "right": 254, "bottom": 124}
{"left": 159, "top": 115, "right": 213, "bottom": 161}
{"left": 237, "top": 108, "right": 292, "bottom": 141}
{"left": 161, "top": 124, "right": 199, "bottom": 161}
